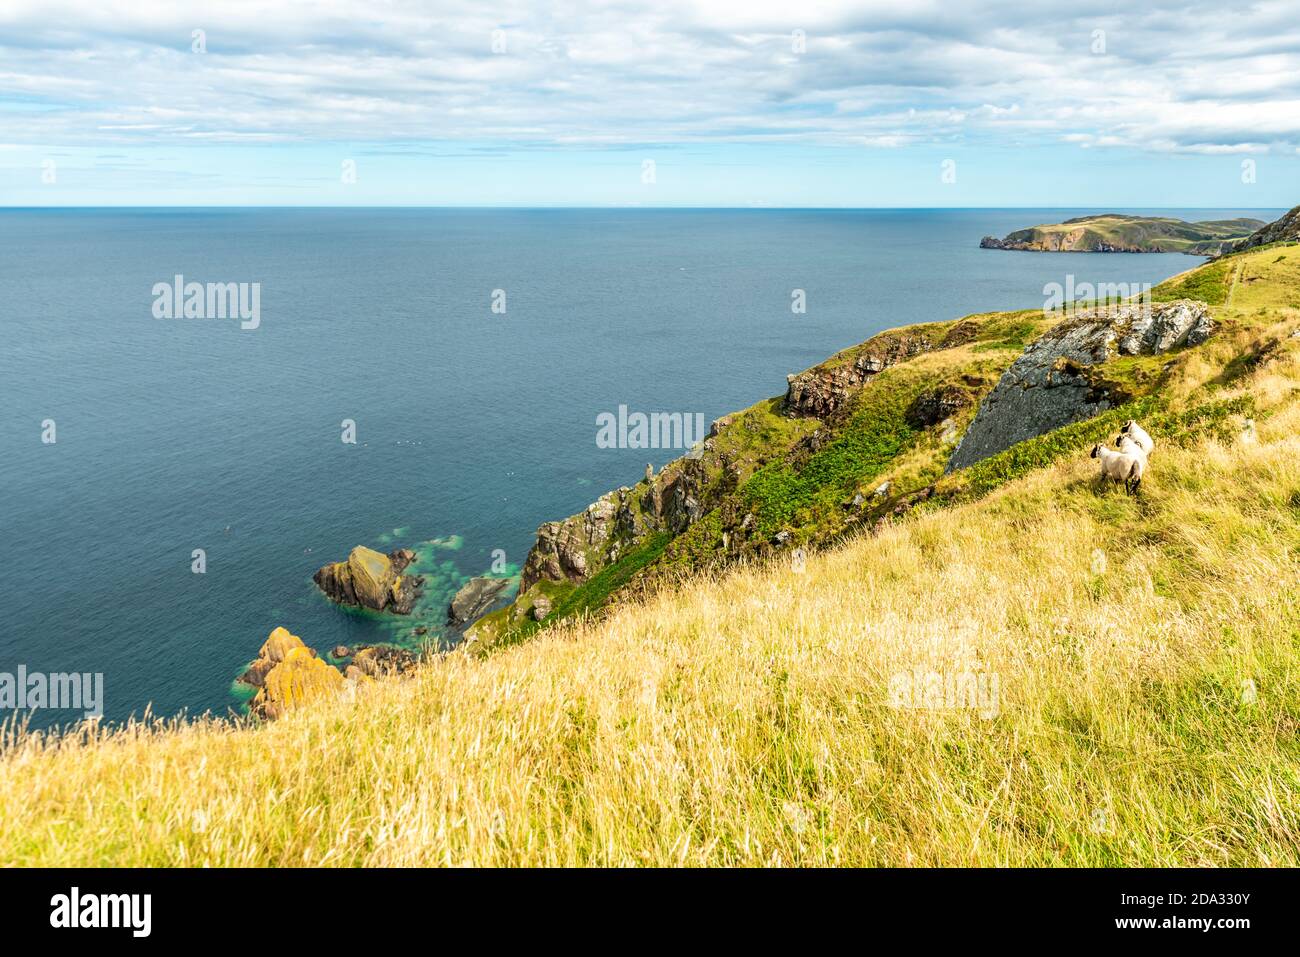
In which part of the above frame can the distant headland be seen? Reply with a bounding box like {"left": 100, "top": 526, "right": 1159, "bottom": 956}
{"left": 980, "top": 213, "right": 1265, "bottom": 255}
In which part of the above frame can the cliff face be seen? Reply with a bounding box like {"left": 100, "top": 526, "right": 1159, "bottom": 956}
{"left": 514, "top": 327, "right": 971, "bottom": 598}
{"left": 1226, "top": 203, "right": 1300, "bottom": 253}
{"left": 947, "top": 300, "right": 1214, "bottom": 471}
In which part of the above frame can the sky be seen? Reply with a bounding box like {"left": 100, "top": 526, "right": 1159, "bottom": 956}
{"left": 1, "top": 0, "right": 1298, "bottom": 207}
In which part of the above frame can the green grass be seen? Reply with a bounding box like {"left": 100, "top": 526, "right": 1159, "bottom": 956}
{"left": 1151, "top": 258, "right": 1234, "bottom": 305}
{"left": 938, "top": 393, "right": 1255, "bottom": 504}
{"left": 739, "top": 369, "right": 921, "bottom": 539}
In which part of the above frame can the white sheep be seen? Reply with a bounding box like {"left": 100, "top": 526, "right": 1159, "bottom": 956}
{"left": 1119, "top": 419, "right": 1154, "bottom": 458}
{"left": 1115, "top": 432, "right": 1147, "bottom": 461}
{"left": 1115, "top": 433, "right": 1150, "bottom": 490}
{"left": 1091, "top": 443, "right": 1144, "bottom": 495}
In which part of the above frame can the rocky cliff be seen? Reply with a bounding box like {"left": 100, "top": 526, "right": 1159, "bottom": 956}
{"left": 468, "top": 262, "right": 1250, "bottom": 652}
{"left": 947, "top": 300, "right": 1214, "bottom": 471}
{"left": 1225, "top": 203, "right": 1300, "bottom": 254}
{"left": 467, "top": 315, "right": 1024, "bottom": 648}
{"left": 512, "top": 324, "right": 976, "bottom": 603}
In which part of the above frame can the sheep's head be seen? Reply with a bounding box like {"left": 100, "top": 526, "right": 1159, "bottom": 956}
{"left": 1121, "top": 420, "right": 1135, "bottom": 433}
{"left": 1090, "top": 444, "right": 1102, "bottom": 458}
{"left": 1115, "top": 434, "right": 1125, "bottom": 446}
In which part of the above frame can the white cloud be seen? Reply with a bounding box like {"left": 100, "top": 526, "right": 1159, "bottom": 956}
{"left": 0, "top": 0, "right": 1297, "bottom": 153}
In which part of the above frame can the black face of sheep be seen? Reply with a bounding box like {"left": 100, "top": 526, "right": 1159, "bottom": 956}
{"left": 1115, "top": 434, "right": 1125, "bottom": 446}
{"left": 1121, "top": 420, "right": 1134, "bottom": 433}
{"left": 1090, "top": 444, "right": 1102, "bottom": 458}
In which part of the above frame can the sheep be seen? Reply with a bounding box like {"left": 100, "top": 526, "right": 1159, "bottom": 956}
{"left": 1115, "top": 432, "right": 1147, "bottom": 461}
{"left": 1119, "top": 419, "right": 1154, "bottom": 458}
{"left": 1114, "top": 433, "right": 1149, "bottom": 491}
{"left": 1090, "top": 443, "right": 1143, "bottom": 495}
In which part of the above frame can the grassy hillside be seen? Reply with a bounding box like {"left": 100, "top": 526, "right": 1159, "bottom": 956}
{"left": 1, "top": 245, "right": 1298, "bottom": 866}
{"left": 982, "top": 213, "right": 1264, "bottom": 254}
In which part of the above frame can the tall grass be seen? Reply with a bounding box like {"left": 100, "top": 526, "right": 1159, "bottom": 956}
{"left": 2, "top": 370, "right": 1298, "bottom": 866}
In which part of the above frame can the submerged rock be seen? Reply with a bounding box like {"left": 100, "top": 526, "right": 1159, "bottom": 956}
{"left": 313, "top": 545, "right": 423, "bottom": 614}
{"left": 947, "top": 300, "right": 1213, "bottom": 472}
{"left": 448, "top": 576, "right": 512, "bottom": 626}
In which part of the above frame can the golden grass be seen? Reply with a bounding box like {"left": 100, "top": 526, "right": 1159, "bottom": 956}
{"left": 3, "top": 363, "right": 1299, "bottom": 866}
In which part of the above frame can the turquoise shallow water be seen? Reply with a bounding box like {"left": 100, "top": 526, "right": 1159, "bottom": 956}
{"left": 0, "top": 207, "right": 1278, "bottom": 727}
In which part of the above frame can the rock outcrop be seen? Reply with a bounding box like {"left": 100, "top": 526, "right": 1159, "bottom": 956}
{"left": 783, "top": 329, "right": 944, "bottom": 418}
{"left": 242, "top": 627, "right": 344, "bottom": 720}
{"left": 313, "top": 546, "right": 423, "bottom": 614}
{"left": 345, "top": 645, "right": 419, "bottom": 679}
{"left": 239, "top": 625, "right": 307, "bottom": 688}
{"left": 448, "top": 577, "right": 512, "bottom": 626}
{"left": 906, "top": 385, "right": 974, "bottom": 429}
{"left": 947, "top": 299, "right": 1213, "bottom": 471}
{"left": 1225, "top": 204, "right": 1300, "bottom": 254}
{"left": 1114, "top": 299, "right": 1213, "bottom": 356}
{"left": 239, "top": 628, "right": 422, "bottom": 719}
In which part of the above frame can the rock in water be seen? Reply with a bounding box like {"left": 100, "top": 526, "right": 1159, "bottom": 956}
{"left": 448, "top": 577, "right": 512, "bottom": 626}
{"left": 243, "top": 627, "right": 344, "bottom": 720}
{"left": 238, "top": 625, "right": 309, "bottom": 688}
{"left": 349, "top": 644, "right": 419, "bottom": 677}
{"left": 313, "top": 545, "right": 423, "bottom": 614}
{"left": 947, "top": 300, "right": 1214, "bottom": 472}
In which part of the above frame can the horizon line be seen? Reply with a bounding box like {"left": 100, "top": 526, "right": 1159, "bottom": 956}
{"left": 0, "top": 204, "right": 1288, "bottom": 212}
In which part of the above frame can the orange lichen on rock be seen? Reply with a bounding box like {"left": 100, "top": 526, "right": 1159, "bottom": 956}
{"left": 245, "top": 627, "right": 344, "bottom": 720}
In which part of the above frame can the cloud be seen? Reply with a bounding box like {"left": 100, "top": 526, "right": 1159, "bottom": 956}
{"left": 0, "top": 0, "right": 1297, "bottom": 154}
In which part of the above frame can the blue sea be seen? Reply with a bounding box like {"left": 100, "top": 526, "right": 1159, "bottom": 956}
{"left": 0, "top": 207, "right": 1279, "bottom": 727}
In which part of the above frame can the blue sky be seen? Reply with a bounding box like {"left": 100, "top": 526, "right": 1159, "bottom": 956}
{"left": 2, "top": 0, "right": 1298, "bottom": 207}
